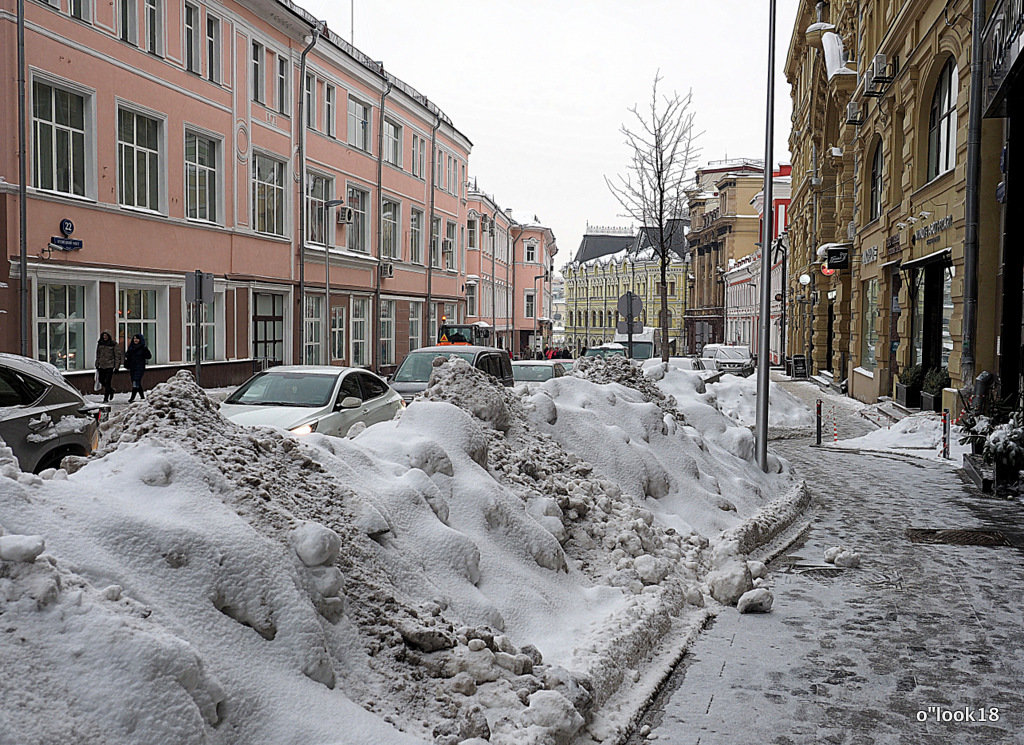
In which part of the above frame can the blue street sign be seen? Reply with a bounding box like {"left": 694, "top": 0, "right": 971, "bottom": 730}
{"left": 49, "top": 236, "right": 83, "bottom": 251}
{"left": 59, "top": 219, "right": 75, "bottom": 236}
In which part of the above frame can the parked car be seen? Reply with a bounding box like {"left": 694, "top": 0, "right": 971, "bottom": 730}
{"left": 669, "top": 356, "right": 705, "bottom": 371}
{"left": 582, "top": 343, "right": 628, "bottom": 359}
{"left": 511, "top": 360, "right": 567, "bottom": 383}
{"left": 700, "top": 344, "right": 755, "bottom": 376}
{"left": 0, "top": 353, "right": 108, "bottom": 473}
{"left": 220, "top": 366, "right": 402, "bottom": 437}
{"left": 391, "top": 345, "right": 514, "bottom": 402}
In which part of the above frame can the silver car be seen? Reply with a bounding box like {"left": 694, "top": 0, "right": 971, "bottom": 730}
{"left": 220, "top": 366, "right": 403, "bottom": 437}
{"left": 0, "top": 353, "right": 108, "bottom": 473}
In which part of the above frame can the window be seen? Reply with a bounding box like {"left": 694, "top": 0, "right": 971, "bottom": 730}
{"left": 861, "top": 278, "right": 879, "bottom": 370}
{"left": 466, "top": 284, "right": 477, "bottom": 317}
{"left": 436, "top": 147, "right": 443, "bottom": 185}
{"left": 330, "top": 305, "right": 346, "bottom": 361}
{"left": 36, "top": 283, "right": 86, "bottom": 371}
{"left": 184, "top": 3, "right": 199, "bottom": 72}
{"left": 382, "top": 199, "right": 399, "bottom": 259}
{"left": 325, "top": 85, "right": 335, "bottom": 137}
{"left": 252, "top": 154, "right": 285, "bottom": 236}
{"left": 408, "top": 301, "right": 421, "bottom": 351}
{"left": 447, "top": 155, "right": 455, "bottom": 193}
{"left": 206, "top": 15, "right": 220, "bottom": 83}
{"left": 351, "top": 297, "right": 368, "bottom": 367}
{"left": 278, "top": 57, "right": 289, "bottom": 115}
{"left": 348, "top": 98, "right": 370, "bottom": 151}
{"left": 118, "top": 109, "right": 160, "bottom": 211}
{"left": 346, "top": 185, "right": 368, "bottom": 252}
{"left": 145, "top": 0, "right": 162, "bottom": 56}
{"left": 118, "top": 288, "right": 158, "bottom": 355}
{"left": 927, "top": 58, "right": 958, "bottom": 181}
{"left": 380, "top": 300, "right": 395, "bottom": 366}
{"left": 525, "top": 291, "right": 536, "bottom": 319}
{"left": 412, "top": 134, "right": 426, "bottom": 178}
{"left": 430, "top": 217, "right": 441, "bottom": 268}
{"left": 120, "top": 0, "right": 137, "bottom": 44}
{"left": 525, "top": 242, "right": 536, "bottom": 263}
{"left": 251, "top": 41, "right": 264, "bottom": 104}
{"left": 303, "top": 295, "right": 324, "bottom": 364}
{"left": 185, "top": 300, "right": 215, "bottom": 362}
{"left": 304, "top": 73, "right": 315, "bottom": 127}
{"left": 468, "top": 219, "right": 478, "bottom": 249}
{"left": 185, "top": 131, "right": 217, "bottom": 222}
{"left": 307, "top": 174, "right": 330, "bottom": 246}
{"left": 32, "top": 81, "right": 86, "bottom": 197}
{"left": 444, "top": 222, "right": 456, "bottom": 270}
{"left": 383, "top": 119, "right": 401, "bottom": 166}
{"left": 70, "top": 0, "right": 88, "bottom": 21}
{"left": 410, "top": 208, "right": 424, "bottom": 264}
{"left": 869, "top": 140, "right": 883, "bottom": 221}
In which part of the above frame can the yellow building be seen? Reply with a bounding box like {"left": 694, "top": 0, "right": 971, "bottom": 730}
{"left": 785, "top": 0, "right": 1003, "bottom": 404}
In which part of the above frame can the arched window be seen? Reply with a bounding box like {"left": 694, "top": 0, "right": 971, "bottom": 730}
{"left": 869, "top": 140, "right": 884, "bottom": 221}
{"left": 927, "top": 58, "right": 958, "bottom": 181}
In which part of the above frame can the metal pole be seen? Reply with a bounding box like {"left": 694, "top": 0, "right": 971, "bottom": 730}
{"left": 17, "top": 0, "right": 28, "bottom": 356}
{"left": 426, "top": 116, "right": 440, "bottom": 347}
{"left": 961, "top": 0, "right": 985, "bottom": 388}
{"left": 297, "top": 23, "right": 323, "bottom": 363}
{"left": 816, "top": 399, "right": 822, "bottom": 445}
{"left": 373, "top": 71, "right": 393, "bottom": 374}
{"left": 755, "top": 0, "right": 776, "bottom": 472}
{"left": 193, "top": 271, "right": 202, "bottom": 385}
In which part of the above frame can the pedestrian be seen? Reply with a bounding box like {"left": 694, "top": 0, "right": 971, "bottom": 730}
{"left": 94, "top": 330, "right": 124, "bottom": 403}
{"left": 124, "top": 333, "right": 152, "bottom": 401}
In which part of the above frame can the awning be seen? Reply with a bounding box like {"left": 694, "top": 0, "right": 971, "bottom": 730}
{"left": 878, "top": 257, "right": 902, "bottom": 269}
{"left": 899, "top": 247, "right": 951, "bottom": 272}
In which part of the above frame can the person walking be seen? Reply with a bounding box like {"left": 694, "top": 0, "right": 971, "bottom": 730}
{"left": 94, "top": 330, "right": 123, "bottom": 403}
{"left": 124, "top": 333, "right": 152, "bottom": 401}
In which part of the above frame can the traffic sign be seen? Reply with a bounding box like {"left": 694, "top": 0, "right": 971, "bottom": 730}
{"left": 617, "top": 320, "right": 643, "bottom": 335}
{"left": 617, "top": 292, "right": 643, "bottom": 319}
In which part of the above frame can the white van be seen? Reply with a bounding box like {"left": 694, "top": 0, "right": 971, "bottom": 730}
{"left": 612, "top": 326, "right": 656, "bottom": 360}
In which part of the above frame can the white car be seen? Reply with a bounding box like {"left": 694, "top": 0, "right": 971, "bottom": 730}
{"left": 220, "top": 366, "right": 403, "bottom": 437}
{"left": 699, "top": 345, "right": 755, "bottom": 376}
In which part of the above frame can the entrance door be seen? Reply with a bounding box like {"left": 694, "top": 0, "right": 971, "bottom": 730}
{"left": 253, "top": 292, "right": 285, "bottom": 366}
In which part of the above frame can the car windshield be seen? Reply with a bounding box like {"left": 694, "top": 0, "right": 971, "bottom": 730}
{"left": 719, "top": 347, "right": 751, "bottom": 360}
{"left": 584, "top": 347, "right": 626, "bottom": 358}
{"left": 628, "top": 341, "right": 655, "bottom": 359}
{"left": 393, "top": 351, "right": 477, "bottom": 382}
{"left": 512, "top": 365, "right": 554, "bottom": 382}
{"left": 225, "top": 371, "right": 338, "bottom": 407}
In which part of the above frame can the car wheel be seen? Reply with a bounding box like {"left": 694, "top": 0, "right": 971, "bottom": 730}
{"left": 34, "top": 446, "right": 86, "bottom": 474}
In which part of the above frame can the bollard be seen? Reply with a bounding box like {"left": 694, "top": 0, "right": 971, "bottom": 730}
{"left": 816, "top": 399, "right": 822, "bottom": 445}
{"left": 833, "top": 406, "right": 838, "bottom": 443}
{"left": 942, "top": 408, "right": 950, "bottom": 459}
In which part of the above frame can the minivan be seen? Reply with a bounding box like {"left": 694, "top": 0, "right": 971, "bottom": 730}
{"left": 390, "top": 345, "right": 514, "bottom": 403}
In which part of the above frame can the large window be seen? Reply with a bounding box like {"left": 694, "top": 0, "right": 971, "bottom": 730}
{"left": 466, "top": 284, "right": 477, "bottom": 317}
{"left": 206, "top": 15, "right": 220, "bottom": 83}
{"left": 408, "top": 301, "right": 421, "bottom": 351}
{"left": 307, "top": 174, "right": 330, "bottom": 246}
{"left": 118, "top": 288, "right": 158, "bottom": 354}
{"left": 468, "top": 219, "right": 478, "bottom": 250}
{"left": 185, "top": 300, "right": 214, "bottom": 362}
{"left": 927, "top": 58, "right": 958, "bottom": 181}
{"left": 383, "top": 119, "right": 401, "bottom": 166}
{"left": 351, "top": 298, "right": 368, "bottom": 367}
{"left": 36, "top": 283, "right": 86, "bottom": 371}
{"left": 253, "top": 154, "right": 285, "bottom": 236}
{"left": 185, "top": 131, "right": 217, "bottom": 222}
{"left": 33, "top": 81, "right": 86, "bottom": 197}
{"left": 145, "top": 0, "right": 162, "bottom": 56}
{"left": 120, "top": 0, "right": 137, "bottom": 44}
{"left": 346, "top": 185, "right": 368, "bottom": 252}
{"left": 410, "top": 208, "right": 424, "bottom": 264}
{"left": 303, "top": 295, "right": 324, "bottom": 364}
{"left": 380, "top": 300, "right": 395, "bottom": 366}
{"left": 860, "top": 278, "right": 879, "bottom": 370}
{"left": 444, "top": 221, "right": 457, "bottom": 270}
{"left": 183, "top": 2, "right": 199, "bottom": 72}
{"left": 382, "top": 199, "right": 399, "bottom": 259}
{"left": 348, "top": 98, "right": 370, "bottom": 151}
{"left": 430, "top": 217, "right": 441, "bottom": 268}
{"left": 412, "top": 134, "right": 426, "bottom": 178}
{"left": 330, "top": 305, "right": 346, "bottom": 361}
{"left": 118, "top": 109, "right": 161, "bottom": 211}
{"left": 251, "top": 41, "right": 264, "bottom": 104}
{"left": 869, "top": 140, "right": 883, "bottom": 221}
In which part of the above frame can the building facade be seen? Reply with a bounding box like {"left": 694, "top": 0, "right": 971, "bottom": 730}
{"left": 784, "top": 0, "right": 1004, "bottom": 403}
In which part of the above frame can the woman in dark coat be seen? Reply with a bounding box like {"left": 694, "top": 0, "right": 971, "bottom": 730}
{"left": 124, "top": 333, "right": 152, "bottom": 401}
{"left": 95, "top": 330, "right": 124, "bottom": 403}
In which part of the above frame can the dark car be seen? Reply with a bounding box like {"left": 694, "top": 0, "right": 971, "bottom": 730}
{"left": 0, "top": 353, "right": 108, "bottom": 472}
{"left": 391, "top": 345, "right": 514, "bottom": 402}
{"left": 511, "top": 360, "right": 567, "bottom": 383}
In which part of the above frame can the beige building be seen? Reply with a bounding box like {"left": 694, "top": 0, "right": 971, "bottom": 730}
{"left": 785, "top": 0, "right": 1004, "bottom": 404}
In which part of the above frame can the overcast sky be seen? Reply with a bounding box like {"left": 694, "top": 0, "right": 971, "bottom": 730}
{"left": 301, "top": 0, "right": 802, "bottom": 271}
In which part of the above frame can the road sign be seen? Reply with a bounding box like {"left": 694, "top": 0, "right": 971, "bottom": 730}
{"left": 617, "top": 292, "right": 643, "bottom": 319}
{"left": 185, "top": 270, "right": 215, "bottom": 303}
{"left": 49, "top": 236, "right": 83, "bottom": 251}
{"left": 616, "top": 320, "right": 643, "bottom": 335}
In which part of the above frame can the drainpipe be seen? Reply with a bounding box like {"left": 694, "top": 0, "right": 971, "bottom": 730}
{"left": 425, "top": 115, "right": 441, "bottom": 346}
{"left": 297, "top": 20, "right": 325, "bottom": 362}
{"left": 961, "top": 0, "right": 984, "bottom": 387}
{"left": 491, "top": 206, "right": 500, "bottom": 341}
{"left": 510, "top": 223, "right": 522, "bottom": 354}
{"left": 373, "top": 67, "right": 393, "bottom": 374}
{"left": 17, "top": 0, "right": 28, "bottom": 355}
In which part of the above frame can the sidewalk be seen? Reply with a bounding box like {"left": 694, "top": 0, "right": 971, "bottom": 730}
{"left": 627, "top": 383, "right": 1024, "bottom": 744}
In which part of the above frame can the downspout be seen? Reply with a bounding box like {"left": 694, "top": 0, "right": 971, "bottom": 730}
{"left": 297, "top": 21, "right": 324, "bottom": 362}
{"left": 491, "top": 206, "right": 499, "bottom": 340}
{"left": 510, "top": 224, "right": 522, "bottom": 353}
{"left": 961, "top": 0, "right": 984, "bottom": 387}
{"left": 426, "top": 115, "right": 441, "bottom": 346}
{"left": 373, "top": 67, "right": 393, "bottom": 373}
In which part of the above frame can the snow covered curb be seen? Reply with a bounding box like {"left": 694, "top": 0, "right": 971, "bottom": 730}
{"left": 716, "top": 481, "right": 812, "bottom": 557}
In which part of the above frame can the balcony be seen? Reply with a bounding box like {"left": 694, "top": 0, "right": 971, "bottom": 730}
{"left": 983, "top": 0, "right": 1024, "bottom": 116}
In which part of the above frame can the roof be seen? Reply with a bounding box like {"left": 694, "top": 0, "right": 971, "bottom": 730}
{"left": 573, "top": 233, "right": 636, "bottom": 264}
{"left": 634, "top": 219, "right": 690, "bottom": 261}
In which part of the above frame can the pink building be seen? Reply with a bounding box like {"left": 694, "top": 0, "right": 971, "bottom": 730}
{"left": 0, "top": 0, "right": 473, "bottom": 388}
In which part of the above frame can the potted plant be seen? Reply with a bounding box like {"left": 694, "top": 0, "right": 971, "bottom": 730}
{"left": 894, "top": 363, "right": 924, "bottom": 409}
{"left": 920, "top": 366, "right": 950, "bottom": 413}
{"left": 983, "top": 412, "right": 1024, "bottom": 493}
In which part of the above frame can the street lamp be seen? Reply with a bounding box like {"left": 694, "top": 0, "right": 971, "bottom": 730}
{"left": 322, "top": 199, "right": 346, "bottom": 361}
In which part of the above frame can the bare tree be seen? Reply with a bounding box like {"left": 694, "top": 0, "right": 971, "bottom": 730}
{"left": 606, "top": 73, "right": 700, "bottom": 362}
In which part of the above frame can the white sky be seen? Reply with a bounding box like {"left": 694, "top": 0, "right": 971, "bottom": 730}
{"left": 300, "top": 0, "right": 802, "bottom": 270}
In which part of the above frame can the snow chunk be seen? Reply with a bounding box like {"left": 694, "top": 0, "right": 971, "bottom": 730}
{"left": 0, "top": 534, "right": 45, "bottom": 562}
{"left": 633, "top": 554, "right": 669, "bottom": 585}
{"left": 290, "top": 522, "right": 341, "bottom": 567}
{"left": 526, "top": 689, "right": 585, "bottom": 740}
{"left": 737, "top": 587, "right": 774, "bottom": 613}
{"left": 706, "top": 560, "right": 753, "bottom": 605}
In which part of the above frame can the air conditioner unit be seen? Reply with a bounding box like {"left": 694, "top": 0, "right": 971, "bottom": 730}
{"left": 336, "top": 206, "right": 354, "bottom": 225}
{"left": 862, "top": 72, "right": 882, "bottom": 98}
{"left": 845, "top": 101, "right": 864, "bottom": 126}
{"left": 871, "top": 53, "right": 892, "bottom": 85}
{"left": 379, "top": 261, "right": 394, "bottom": 278}
{"left": 442, "top": 239, "right": 454, "bottom": 253}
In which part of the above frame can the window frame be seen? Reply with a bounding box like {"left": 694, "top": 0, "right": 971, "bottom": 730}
{"left": 120, "top": 0, "right": 138, "bottom": 45}
{"left": 304, "top": 73, "right": 315, "bottom": 128}
{"left": 117, "top": 106, "right": 163, "bottom": 213}
{"left": 306, "top": 172, "right": 331, "bottom": 246}
{"left": 183, "top": 2, "right": 200, "bottom": 73}
{"left": 408, "top": 301, "right": 421, "bottom": 352}
{"left": 252, "top": 152, "right": 286, "bottom": 236}
{"left": 383, "top": 118, "right": 402, "bottom": 167}
{"left": 251, "top": 40, "right": 265, "bottom": 104}
{"left": 379, "top": 299, "right": 395, "bottom": 366}
{"left": 869, "top": 139, "right": 883, "bottom": 222}
{"left": 184, "top": 129, "right": 218, "bottom": 223}
{"left": 117, "top": 286, "right": 159, "bottom": 359}
{"left": 205, "top": 14, "right": 220, "bottom": 83}
{"left": 144, "top": 0, "right": 163, "bottom": 57}
{"left": 36, "top": 282, "right": 88, "bottom": 372}
{"left": 346, "top": 184, "right": 370, "bottom": 253}
{"left": 278, "top": 56, "right": 290, "bottom": 116}
{"left": 325, "top": 84, "right": 335, "bottom": 137}
{"left": 32, "top": 78, "right": 90, "bottom": 198}
{"left": 347, "top": 97, "right": 371, "bottom": 152}
{"left": 409, "top": 207, "right": 424, "bottom": 264}
{"left": 381, "top": 198, "right": 400, "bottom": 260}
{"left": 351, "top": 297, "right": 369, "bottom": 367}
{"left": 927, "top": 58, "right": 958, "bottom": 182}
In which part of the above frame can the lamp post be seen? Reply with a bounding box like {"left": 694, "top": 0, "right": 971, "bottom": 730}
{"left": 532, "top": 273, "right": 546, "bottom": 357}
{"left": 322, "top": 199, "right": 346, "bottom": 361}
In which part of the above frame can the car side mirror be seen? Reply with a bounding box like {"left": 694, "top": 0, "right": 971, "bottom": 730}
{"left": 338, "top": 396, "right": 362, "bottom": 410}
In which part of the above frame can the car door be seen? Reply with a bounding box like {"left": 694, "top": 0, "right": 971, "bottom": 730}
{"left": 0, "top": 366, "right": 54, "bottom": 472}
{"left": 355, "top": 371, "right": 396, "bottom": 426}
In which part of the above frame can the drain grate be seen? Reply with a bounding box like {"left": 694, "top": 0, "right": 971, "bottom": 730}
{"left": 905, "top": 528, "right": 1011, "bottom": 546}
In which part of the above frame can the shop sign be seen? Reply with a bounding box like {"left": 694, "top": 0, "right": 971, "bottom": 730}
{"left": 862, "top": 245, "right": 879, "bottom": 264}
{"left": 913, "top": 215, "right": 953, "bottom": 246}
{"left": 886, "top": 234, "right": 901, "bottom": 256}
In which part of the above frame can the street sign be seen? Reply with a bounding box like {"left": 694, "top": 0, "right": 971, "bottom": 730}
{"left": 49, "top": 236, "right": 83, "bottom": 251}
{"left": 185, "top": 271, "right": 215, "bottom": 303}
{"left": 616, "top": 320, "right": 643, "bottom": 335}
{"left": 617, "top": 292, "right": 643, "bottom": 319}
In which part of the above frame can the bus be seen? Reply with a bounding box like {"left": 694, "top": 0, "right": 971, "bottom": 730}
{"left": 437, "top": 320, "right": 492, "bottom": 346}
{"left": 612, "top": 326, "right": 656, "bottom": 360}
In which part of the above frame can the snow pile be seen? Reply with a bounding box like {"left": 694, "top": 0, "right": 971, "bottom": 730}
{"left": 830, "top": 412, "right": 968, "bottom": 462}
{"left": 682, "top": 366, "right": 815, "bottom": 429}
{"left": 824, "top": 546, "right": 861, "bottom": 568}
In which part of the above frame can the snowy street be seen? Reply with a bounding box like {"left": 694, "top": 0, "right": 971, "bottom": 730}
{"left": 627, "top": 380, "right": 1024, "bottom": 745}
